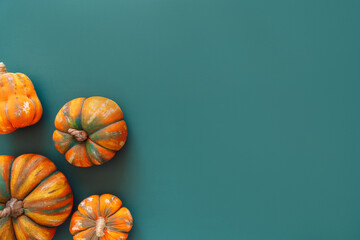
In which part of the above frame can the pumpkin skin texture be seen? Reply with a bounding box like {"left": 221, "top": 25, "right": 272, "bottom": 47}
{"left": 53, "top": 96, "right": 127, "bottom": 167}
{"left": 0, "top": 62, "right": 43, "bottom": 134}
{"left": 0, "top": 154, "right": 73, "bottom": 240}
{"left": 70, "top": 194, "right": 133, "bottom": 240}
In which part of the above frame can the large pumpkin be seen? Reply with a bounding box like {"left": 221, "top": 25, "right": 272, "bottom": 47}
{"left": 53, "top": 96, "right": 127, "bottom": 167}
{"left": 70, "top": 194, "right": 133, "bottom": 240}
{"left": 0, "top": 154, "right": 73, "bottom": 239}
{"left": 0, "top": 62, "right": 43, "bottom": 134}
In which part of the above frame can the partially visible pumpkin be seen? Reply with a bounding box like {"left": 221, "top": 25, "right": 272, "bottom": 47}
{"left": 53, "top": 96, "right": 127, "bottom": 167}
{"left": 70, "top": 194, "right": 133, "bottom": 240}
{"left": 0, "top": 154, "right": 73, "bottom": 240}
{"left": 0, "top": 62, "right": 43, "bottom": 134}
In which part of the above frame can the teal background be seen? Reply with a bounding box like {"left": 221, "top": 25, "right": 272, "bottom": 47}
{"left": 0, "top": 0, "right": 360, "bottom": 239}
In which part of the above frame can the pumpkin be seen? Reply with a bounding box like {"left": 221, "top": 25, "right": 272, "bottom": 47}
{"left": 0, "top": 62, "right": 43, "bottom": 134}
{"left": 70, "top": 194, "right": 133, "bottom": 240}
{"left": 53, "top": 96, "right": 127, "bottom": 167}
{"left": 0, "top": 154, "right": 73, "bottom": 240}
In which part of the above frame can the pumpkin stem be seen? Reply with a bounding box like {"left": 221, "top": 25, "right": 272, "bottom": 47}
{"left": 68, "top": 128, "right": 88, "bottom": 142}
{"left": 96, "top": 217, "right": 106, "bottom": 237}
{"left": 0, "top": 62, "right": 7, "bottom": 76}
{"left": 0, "top": 198, "right": 24, "bottom": 219}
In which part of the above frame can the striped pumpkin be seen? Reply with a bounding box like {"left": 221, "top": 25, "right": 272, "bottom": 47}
{"left": 0, "top": 154, "right": 73, "bottom": 240}
{"left": 70, "top": 194, "right": 133, "bottom": 240}
{"left": 0, "top": 62, "right": 43, "bottom": 134}
{"left": 53, "top": 96, "right": 127, "bottom": 167}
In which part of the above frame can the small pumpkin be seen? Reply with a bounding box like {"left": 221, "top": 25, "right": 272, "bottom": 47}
{"left": 70, "top": 194, "right": 133, "bottom": 240}
{"left": 53, "top": 96, "right": 127, "bottom": 167}
{"left": 0, "top": 154, "right": 73, "bottom": 239}
{"left": 0, "top": 62, "right": 43, "bottom": 134}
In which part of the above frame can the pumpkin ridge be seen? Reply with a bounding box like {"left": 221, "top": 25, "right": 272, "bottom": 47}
{"left": 14, "top": 154, "right": 41, "bottom": 178}
{"left": 11, "top": 155, "right": 57, "bottom": 200}
{"left": 83, "top": 142, "right": 98, "bottom": 166}
{"left": 54, "top": 130, "right": 79, "bottom": 152}
{"left": 13, "top": 215, "right": 56, "bottom": 239}
{"left": 78, "top": 97, "right": 86, "bottom": 130}
{"left": 22, "top": 171, "right": 73, "bottom": 227}
{"left": 15, "top": 74, "right": 28, "bottom": 97}
{"left": 24, "top": 192, "right": 72, "bottom": 211}
{"left": 106, "top": 215, "right": 133, "bottom": 233}
{"left": 77, "top": 209, "right": 95, "bottom": 222}
{"left": 8, "top": 155, "right": 16, "bottom": 198}
{"left": 10, "top": 217, "right": 16, "bottom": 240}
{"left": 59, "top": 97, "right": 87, "bottom": 132}
{"left": 88, "top": 119, "right": 124, "bottom": 139}
{"left": 69, "top": 212, "right": 96, "bottom": 235}
{"left": 81, "top": 97, "right": 124, "bottom": 135}
{"left": 10, "top": 154, "right": 36, "bottom": 196}
{"left": 21, "top": 171, "right": 58, "bottom": 203}
{"left": 72, "top": 226, "right": 95, "bottom": 237}
{"left": 106, "top": 215, "right": 126, "bottom": 224}
{"left": 26, "top": 201, "right": 72, "bottom": 218}
{"left": 15, "top": 74, "right": 38, "bottom": 126}
{"left": 88, "top": 136, "right": 119, "bottom": 153}
{"left": 85, "top": 139, "right": 116, "bottom": 165}
{"left": 63, "top": 102, "right": 73, "bottom": 129}
{"left": 73, "top": 227, "right": 96, "bottom": 239}
{"left": 0, "top": 100, "right": 16, "bottom": 134}
{"left": 62, "top": 142, "right": 81, "bottom": 162}
{"left": 99, "top": 194, "right": 123, "bottom": 219}
{"left": 29, "top": 98, "right": 37, "bottom": 124}
{"left": 64, "top": 143, "right": 94, "bottom": 167}
{"left": 24, "top": 201, "right": 73, "bottom": 228}
{"left": 104, "top": 231, "right": 125, "bottom": 240}
{"left": 4, "top": 103, "right": 15, "bottom": 129}
{"left": 106, "top": 226, "right": 129, "bottom": 233}
{"left": 0, "top": 156, "right": 15, "bottom": 203}
{"left": 54, "top": 128, "right": 70, "bottom": 135}
{"left": 53, "top": 130, "right": 79, "bottom": 154}
{"left": 0, "top": 215, "right": 16, "bottom": 240}
{"left": 60, "top": 98, "right": 85, "bottom": 131}
{"left": 88, "top": 119, "right": 127, "bottom": 152}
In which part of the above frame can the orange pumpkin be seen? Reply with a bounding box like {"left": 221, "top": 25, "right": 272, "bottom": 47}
{"left": 0, "top": 62, "right": 43, "bottom": 134}
{"left": 0, "top": 154, "right": 73, "bottom": 239}
{"left": 53, "top": 96, "right": 127, "bottom": 167}
{"left": 70, "top": 194, "right": 133, "bottom": 240}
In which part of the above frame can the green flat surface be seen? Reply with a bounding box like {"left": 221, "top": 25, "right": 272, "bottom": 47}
{"left": 1, "top": 0, "right": 360, "bottom": 239}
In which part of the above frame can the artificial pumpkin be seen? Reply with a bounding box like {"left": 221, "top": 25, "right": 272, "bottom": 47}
{"left": 0, "top": 154, "right": 73, "bottom": 240}
{"left": 53, "top": 96, "right": 127, "bottom": 167}
{"left": 0, "top": 62, "right": 43, "bottom": 134}
{"left": 70, "top": 194, "right": 133, "bottom": 240}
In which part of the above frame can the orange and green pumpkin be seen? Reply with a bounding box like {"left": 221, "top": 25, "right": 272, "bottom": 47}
{"left": 70, "top": 194, "right": 133, "bottom": 240}
{"left": 0, "top": 154, "right": 73, "bottom": 239}
{"left": 53, "top": 96, "right": 127, "bottom": 167}
{"left": 0, "top": 62, "right": 43, "bottom": 134}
